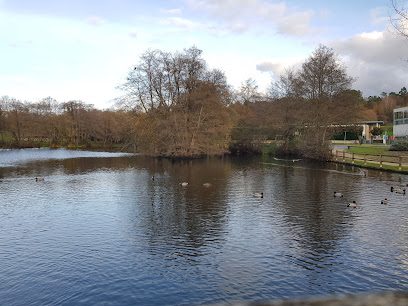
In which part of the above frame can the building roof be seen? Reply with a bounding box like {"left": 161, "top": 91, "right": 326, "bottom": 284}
{"left": 358, "top": 121, "right": 384, "bottom": 124}
{"left": 393, "top": 106, "right": 408, "bottom": 112}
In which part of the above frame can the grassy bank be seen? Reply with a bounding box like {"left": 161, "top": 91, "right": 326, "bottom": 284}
{"left": 343, "top": 158, "right": 408, "bottom": 173}
{"left": 346, "top": 144, "right": 390, "bottom": 155}
{"left": 333, "top": 144, "right": 408, "bottom": 174}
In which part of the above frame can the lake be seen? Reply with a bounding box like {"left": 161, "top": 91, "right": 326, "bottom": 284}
{"left": 0, "top": 148, "right": 408, "bottom": 305}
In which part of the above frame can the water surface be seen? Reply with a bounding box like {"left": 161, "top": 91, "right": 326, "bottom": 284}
{"left": 0, "top": 148, "right": 408, "bottom": 305}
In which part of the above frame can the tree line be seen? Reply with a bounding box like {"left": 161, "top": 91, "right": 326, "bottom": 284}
{"left": 0, "top": 96, "right": 134, "bottom": 149}
{"left": 1, "top": 45, "right": 407, "bottom": 159}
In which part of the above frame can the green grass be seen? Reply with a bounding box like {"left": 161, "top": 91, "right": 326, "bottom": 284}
{"left": 344, "top": 159, "right": 408, "bottom": 172}
{"left": 346, "top": 145, "right": 390, "bottom": 155}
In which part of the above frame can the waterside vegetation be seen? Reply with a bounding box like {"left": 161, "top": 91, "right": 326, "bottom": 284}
{"left": 1, "top": 45, "right": 408, "bottom": 159}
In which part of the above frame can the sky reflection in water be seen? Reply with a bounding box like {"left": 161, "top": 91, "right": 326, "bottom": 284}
{"left": 0, "top": 149, "right": 407, "bottom": 305}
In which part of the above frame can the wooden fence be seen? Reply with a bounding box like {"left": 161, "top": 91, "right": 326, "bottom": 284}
{"left": 333, "top": 150, "right": 408, "bottom": 171}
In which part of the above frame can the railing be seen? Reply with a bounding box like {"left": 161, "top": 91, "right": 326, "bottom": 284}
{"left": 333, "top": 150, "right": 408, "bottom": 171}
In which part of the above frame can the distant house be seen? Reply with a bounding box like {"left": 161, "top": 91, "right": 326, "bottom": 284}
{"left": 330, "top": 121, "right": 383, "bottom": 144}
{"left": 359, "top": 121, "right": 383, "bottom": 143}
{"left": 393, "top": 106, "right": 408, "bottom": 138}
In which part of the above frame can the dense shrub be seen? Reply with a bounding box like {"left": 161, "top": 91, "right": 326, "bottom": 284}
{"left": 330, "top": 126, "right": 363, "bottom": 140}
{"left": 262, "top": 143, "right": 279, "bottom": 154}
{"left": 390, "top": 140, "right": 408, "bottom": 151}
{"left": 370, "top": 127, "right": 382, "bottom": 136}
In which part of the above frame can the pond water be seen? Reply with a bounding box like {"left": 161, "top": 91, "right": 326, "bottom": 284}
{"left": 0, "top": 148, "right": 408, "bottom": 305}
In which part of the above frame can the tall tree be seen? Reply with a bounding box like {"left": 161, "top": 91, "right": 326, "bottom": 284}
{"left": 298, "top": 45, "right": 355, "bottom": 100}
{"left": 268, "top": 45, "right": 357, "bottom": 159}
{"left": 268, "top": 68, "right": 300, "bottom": 100}
{"left": 238, "top": 78, "right": 260, "bottom": 104}
{"left": 120, "top": 46, "right": 233, "bottom": 157}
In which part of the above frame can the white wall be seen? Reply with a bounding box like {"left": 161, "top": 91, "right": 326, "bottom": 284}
{"left": 394, "top": 124, "right": 408, "bottom": 137}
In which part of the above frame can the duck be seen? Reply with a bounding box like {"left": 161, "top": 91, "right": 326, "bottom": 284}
{"left": 203, "top": 183, "right": 211, "bottom": 187}
{"left": 151, "top": 175, "right": 155, "bottom": 181}
{"left": 254, "top": 192, "right": 263, "bottom": 198}
{"left": 179, "top": 182, "right": 188, "bottom": 187}
{"left": 334, "top": 191, "right": 344, "bottom": 198}
{"left": 347, "top": 201, "right": 357, "bottom": 208}
{"left": 381, "top": 198, "right": 388, "bottom": 204}
{"left": 391, "top": 186, "right": 406, "bottom": 194}
{"left": 35, "top": 177, "right": 44, "bottom": 181}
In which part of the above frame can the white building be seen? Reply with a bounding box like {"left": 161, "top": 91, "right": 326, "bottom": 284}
{"left": 393, "top": 106, "right": 408, "bottom": 138}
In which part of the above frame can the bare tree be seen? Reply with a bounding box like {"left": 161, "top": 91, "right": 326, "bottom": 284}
{"left": 238, "top": 78, "right": 260, "bottom": 104}
{"left": 266, "top": 45, "right": 357, "bottom": 159}
{"left": 268, "top": 68, "right": 300, "bottom": 100}
{"left": 299, "top": 45, "right": 355, "bottom": 100}
{"left": 120, "top": 46, "right": 234, "bottom": 157}
{"left": 390, "top": 0, "right": 408, "bottom": 40}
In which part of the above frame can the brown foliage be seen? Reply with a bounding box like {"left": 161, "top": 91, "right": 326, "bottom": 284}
{"left": 121, "top": 47, "right": 234, "bottom": 157}
{"left": 134, "top": 82, "right": 233, "bottom": 157}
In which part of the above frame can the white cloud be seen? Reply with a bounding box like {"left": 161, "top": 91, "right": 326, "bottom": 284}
{"left": 129, "top": 29, "right": 138, "bottom": 38}
{"left": 0, "top": 75, "right": 34, "bottom": 84}
{"left": 369, "top": 7, "right": 389, "bottom": 26}
{"left": 358, "top": 31, "right": 383, "bottom": 40}
{"left": 9, "top": 40, "right": 33, "bottom": 48}
{"left": 185, "top": 0, "right": 317, "bottom": 36}
{"left": 331, "top": 30, "right": 408, "bottom": 96}
{"left": 226, "top": 23, "right": 249, "bottom": 33}
{"left": 254, "top": 29, "right": 408, "bottom": 96}
{"left": 166, "top": 8, "right": 182, "bottom": 15}
{"left": 85, "top": 16, "right": 105, "bottom": 26}
{"left": 256, "top": 56, "right": 304, "bottom": 76}
{"left": 276, "top": 10, "right": 315, "bottom": 36}
{"left": 256, "top": 62, "right": 282, "bottom": 74}
{"left": 164, "top": 17, "right": 195, "bottom": 30}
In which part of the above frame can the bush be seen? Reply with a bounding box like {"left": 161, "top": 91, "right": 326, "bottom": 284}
{"left": 371, "top": 126, "right": 382, "bottom": 136}
{"left": 331, "top": 126, "right": 363, "bottom": 140}
{"left": 390, "top": 140, "right": 408, "bottom": 151}
{"left": 262, "top": 143, "right": 279, "bottom": 154}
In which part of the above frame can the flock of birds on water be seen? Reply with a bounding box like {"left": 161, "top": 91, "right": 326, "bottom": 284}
{"left": 333, "top": 184, "right": 405, "bottom": 208}
{"left": 35, "top": 171, "right": 407, "bottom": 207}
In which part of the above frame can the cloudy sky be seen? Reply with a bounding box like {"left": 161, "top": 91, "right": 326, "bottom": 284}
{"left": 1, "top": 0, "right": 408, "bottom": 108}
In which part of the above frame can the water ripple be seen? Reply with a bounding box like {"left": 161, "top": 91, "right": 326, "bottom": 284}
{"left": 1, "top": 152, "right": 408, "bottom": 304}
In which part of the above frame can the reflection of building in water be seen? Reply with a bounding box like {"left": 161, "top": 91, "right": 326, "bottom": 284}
{"left": 394, "top": 106, "right": 408, "bottom": 138}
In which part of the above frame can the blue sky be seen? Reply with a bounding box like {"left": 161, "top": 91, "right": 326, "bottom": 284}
{"left": 1, "top": 0, "right": 407, "bottom": 108}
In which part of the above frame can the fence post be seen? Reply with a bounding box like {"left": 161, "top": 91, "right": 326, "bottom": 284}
{"left": 343, "top": 151, "right": 345, "bottom": 162}
{"left": 352, "top": 153, "right": 355, "bottom": 164}
{"left": 364, "top": 154, "right": 366, "bottom": 166}
{"left": 380, "top": 155, "right": 383, "bottom": 168}
{"left": 336, "top": 150, "right": 338, "bottom": 161}
{"left": 399, "top": 156, "right": 402, "bottom": 171}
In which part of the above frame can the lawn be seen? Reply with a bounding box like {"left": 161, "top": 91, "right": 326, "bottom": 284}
{"left": 346, "top": 145, "right": 390, "bottom": 155}
{"left": 344, "top": 158, "right": 408, "bottom": 172}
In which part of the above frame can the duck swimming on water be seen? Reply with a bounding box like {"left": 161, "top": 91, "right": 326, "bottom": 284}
{"left": 254, "top": 193, "right": 263, "bottom": 198}
{"left": 334, "top": 191, "right": 344, "bottom": 198}
{"left": 347, "top": 201, "right": 357, "bottom": 208}
{"left": 391, "top": 186, "right": 406, "bottom": 194}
